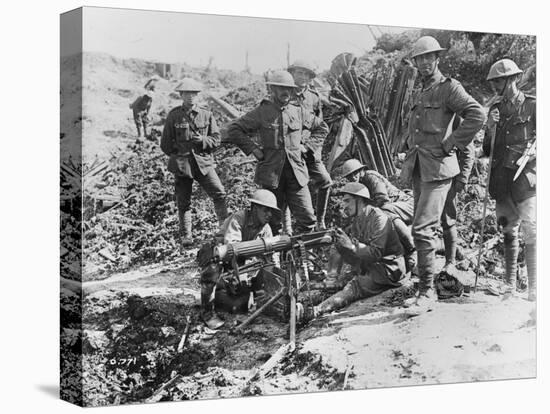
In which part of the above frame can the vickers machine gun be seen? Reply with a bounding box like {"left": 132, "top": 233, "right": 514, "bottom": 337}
{"left": 204, "top": 230, "right": 335, "bottom": 347}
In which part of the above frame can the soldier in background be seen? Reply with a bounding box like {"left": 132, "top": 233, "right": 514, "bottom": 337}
{"left": 288, "top": 60, "right": 333, "bottom": 230}
{"left": 227, "top": 70, "right": 329, "bottom": 234}
{"left": 400, "top": 36, "right": 485, "bottom": 309}
{"left": 161, "top": 78, "right": 228, "bottom": 248}
{"left": 130, "top": 77, "right": 157, "bottom": 139}
{"left": 483, "top": 59, "right": 536, "bottom": 301}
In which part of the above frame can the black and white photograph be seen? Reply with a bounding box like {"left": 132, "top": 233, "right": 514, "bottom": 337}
{"left": 58, "top": 4, "right": 539, "bottom": 408}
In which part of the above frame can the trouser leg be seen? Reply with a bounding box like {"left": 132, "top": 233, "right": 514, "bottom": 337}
{"left": 316, "top": 278, "right": 361, "bottom": 315}
{"left": 411, "top": 168, "right": 452, "bottom": 293}
{"left": 306, "top": 155, "right": 333, "bottom": 230}
{"left": 518, "top": 196, "right": 536, "bottom": 298}
{"left": 441, "top": 180, "right": 458, "bottom": 265}
{"left": 196, "top": 167, "right": 228, "bottom": 224}
{"left": 283, "top": 162, "right": 316, "bottom": 233}
{"left": 174, "top": 175, "right": 194, "bottom": 240}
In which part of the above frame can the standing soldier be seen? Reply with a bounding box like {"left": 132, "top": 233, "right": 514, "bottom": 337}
{"left": 288, "top": 60, "right": 333, "bottom": 229}
{"left": 483, "top": 59, "right": 536, "bottom": 301}
{"left": 227, "top": 70, "right": 329, "bottom": 234}
{"left": 400, "top": 36, "right": 486, "bottom": 309}
{"left": 161, "top": 78, "right": 228, "bottom": 248}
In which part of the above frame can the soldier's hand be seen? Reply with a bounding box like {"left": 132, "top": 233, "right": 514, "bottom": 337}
{"left": 486, "top": 108, "right": 500, "bottom": 129}
{"left": 252, "top": 148, "right": 264, "bottom": 161}
{"left": 190, "top": 133, "right": 203, "bottom": 144}
{"left": 334, "top": 228, "right": 354, "bottom": 251}
{"left": 299, "top": 144, "right": 308, "bottom": 154}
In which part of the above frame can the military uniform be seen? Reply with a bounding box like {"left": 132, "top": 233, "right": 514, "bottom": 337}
{"left": 294, "top": 86, "right": 333, "bottom": 228}
{"left": 400, "top": 69, "right": 485, "bottom": 292}
{"left": 360, "top": 170, "right": 414, "bottom": 225}
{"left": 317, "top": 204, "right": 406, "bottom": 314}
{"left": 161, "top": 104, "right": 227, "bottom": 239}
{"left": 200, "top": 209, "right": 273, "bottom": 315}
{"left": 130, "top": 94, "right": 152, "bottom": 137}
{"left": 483, "top": 91, "right": 536, "bottom": 290}
{"left": 227, "top": 99, "right": 329, "bottom": 233}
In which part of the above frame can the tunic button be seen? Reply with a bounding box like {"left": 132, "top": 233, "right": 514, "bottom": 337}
{"left": 415, "top": 144, "right": 419, "bottom": 148}
{"left": 415, "top": 129, "right": 419, "bottom": 133}
{"left": 416, "top": 115, "right": 420, "bottom": 119}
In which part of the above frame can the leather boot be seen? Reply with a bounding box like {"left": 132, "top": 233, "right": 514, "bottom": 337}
{"left": 315, "top": 187, "right": 331, "bottom": 230}
{"left": 179, "top": 210, "right": 194, "bottom": 248}
{"left": 503, "top": 233, "right": 519, "bottom": 292}
{"left": 442, "top": 227, "right": 458, "bottom": 276}
{"left": 525, "top": 243, "right": 536, "bottom": 301}
{"left": 417, "top": 248, "right": 436, "bottom": 293}
{"left": 316, "top": 281, "right": 358, "bottom": 315}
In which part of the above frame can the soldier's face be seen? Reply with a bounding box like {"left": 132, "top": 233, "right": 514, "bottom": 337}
{"left": 291, "top": 68, "right": 312, "bottom": 88}
{"left": 270, "top": 86, "right": 294, "bottom": 106}
{"left": 180, "top": 91, "right": 199, "bottom": 107}
{"left": 342, "top": 195, "right": 358, "bottom": 217}
{"left": 346, "top": 170, "right": 362, "bottom": 183}
{"left": 254, "top": 205, "right": 273, "bottom": 225}
{"left": 414, "top": 52, "right": 439, "bottom": 78}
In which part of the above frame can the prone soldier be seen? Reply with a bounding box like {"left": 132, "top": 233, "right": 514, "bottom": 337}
{"left": 161, "top": 78, "right": 228, "bottom": 247}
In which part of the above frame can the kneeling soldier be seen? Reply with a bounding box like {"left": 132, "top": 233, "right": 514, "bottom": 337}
{"left": 311, "top": 183, "right": 406, "bottom": 317}
{"left": 198, "top": 190, "right": 280, "bottom": 329}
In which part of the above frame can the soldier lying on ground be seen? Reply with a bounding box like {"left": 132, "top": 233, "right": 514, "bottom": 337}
{"left": 339, "top": 159, "right": 416, "bottom": 272}
{"left": 303, "top": 183, "right": 406, "bottom": 319}
{"left": 197, "top": 190, "right": 280, "bottom": 329}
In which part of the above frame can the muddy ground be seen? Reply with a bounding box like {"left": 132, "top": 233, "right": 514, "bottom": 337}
{"left": 60, "top": 52, "right": 536, "bottom": 407}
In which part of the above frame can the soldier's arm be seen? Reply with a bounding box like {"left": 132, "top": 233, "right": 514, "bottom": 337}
{"left": 443, "top": 82, "right": 486, "bottom": 153}
{"left": 303, "top": 113, "right": 329, "bottom": 153}
{"left": 226, "top": 107, "right": 263, "bottom": 155}
{"left": 361, "top": 173, "right": 390, "bottom": 207}
{"left": 160, "top": 112, "right": 176, "bottom": 155}
{"left": 222, "top": 216, "right": 243, "bottom": 244}
{"left": 456, "top": 140, "right": 475, "bottom": 184}
{"left": 200, "top": 112, "right": 221, "bottom": 151}
{"left": 337, "top": 212, "right": 387, "bottom": 266}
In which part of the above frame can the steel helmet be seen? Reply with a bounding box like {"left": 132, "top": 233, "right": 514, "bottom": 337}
{"left": 175, "top": 78, "right": 203, "bottom": 92}
{"left": 266, "top": 70, "right": 297, "bottom": 88}
{"left": 487, "top": 58, "right": 523, "bottom": 81}
{"left": 249, "top": 189, "right": 280, "bottom": 211}
{"left": 341, "top": 159, "right": 366, "bottom": 178}
{"left": 288, "top": 59, "right": 316, "bottom": 78}
{"left": 338, "top": 182, "right": 371, "bottom": 200}
{"left": 411, "top": 36, "right": 446, "bottom": 58}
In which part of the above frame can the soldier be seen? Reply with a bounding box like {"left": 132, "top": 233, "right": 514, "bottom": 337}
{"left": 400, "top": 36, "right": 485, "bottom": 309}
{"left": 161, "top": 78, "right": 228, "bottom": 248}
{"left": 130, "top": 83, "right": 155, "bottom": 138}
{"left": 340, "top": 158, "right": 415, "bottom": 272}
{"left": 305, "top": 183, "right": 406, "bottom": 318}
{"left": 483, "top": 59, "right": 536, "bottom": 301}
{"left": 227, "top": 70, "right": 329, "bottom": 234}
{"left": 197, "top": 189, "right": 279, "bottom": 329}
{"left": 288, "top": 60, "right": 333, "bottom": 230}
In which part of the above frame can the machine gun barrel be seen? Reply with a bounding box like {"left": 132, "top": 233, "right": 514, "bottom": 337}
{"left": 214, "top": 230, "right": 334, "bottom": 263}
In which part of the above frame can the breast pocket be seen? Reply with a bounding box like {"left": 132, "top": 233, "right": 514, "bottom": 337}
{"left": 261, "top": 121, "right": 280, "bottom": 149}
{"left": 420, "top": 103, "right": 444, "bottom": 134}
{"left": 285, "top": 117, "right": 302, "bottom": 149}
